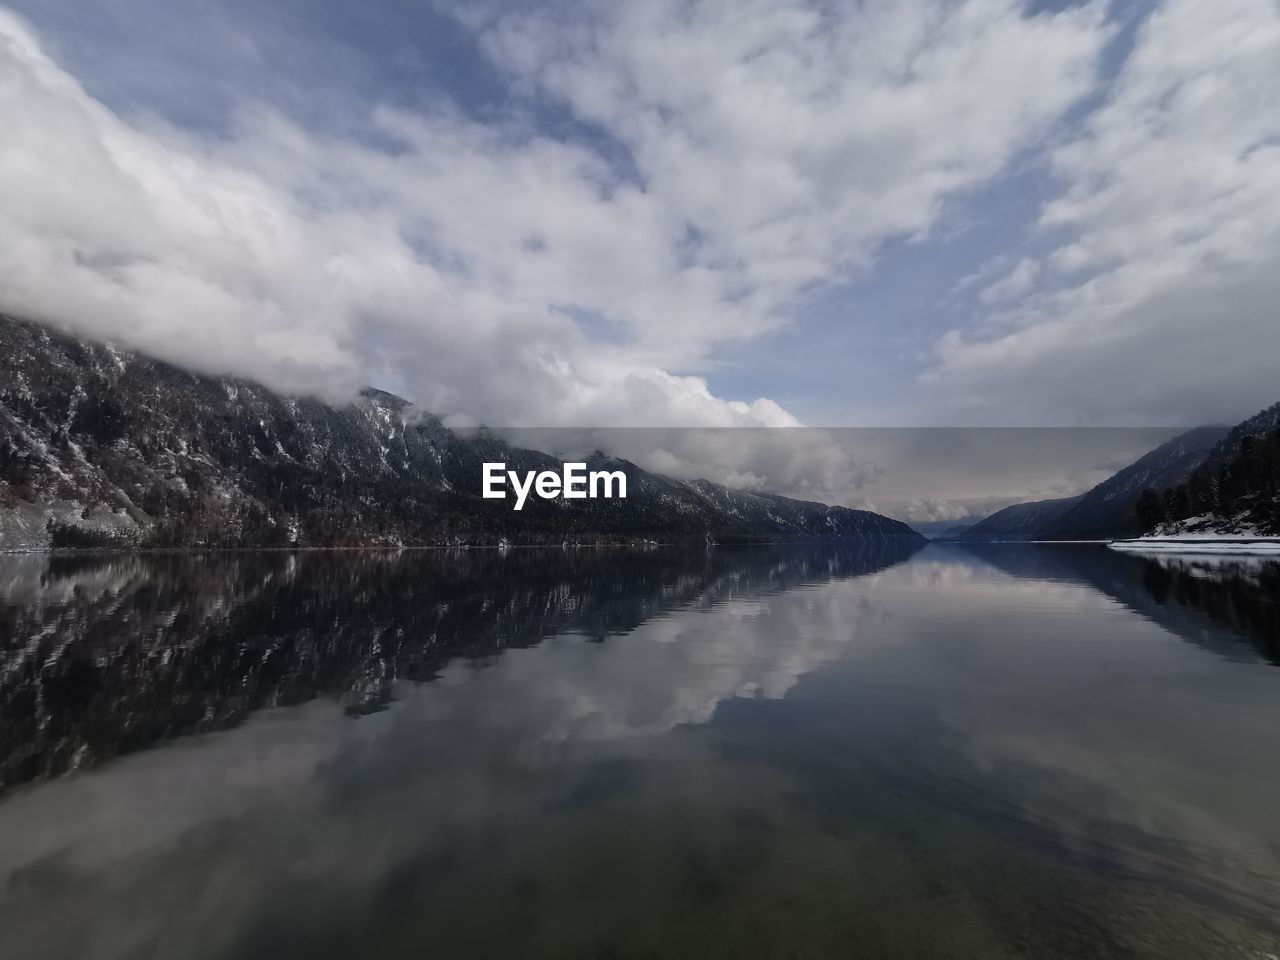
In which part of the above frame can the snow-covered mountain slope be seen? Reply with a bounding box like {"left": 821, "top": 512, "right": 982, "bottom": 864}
{"left": 0, "top": 316, "right": 923, "bottom": 550}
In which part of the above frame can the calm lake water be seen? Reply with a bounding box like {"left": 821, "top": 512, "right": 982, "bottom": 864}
{"left": 1, "top": 542, "right": 1278, "bottom": 959}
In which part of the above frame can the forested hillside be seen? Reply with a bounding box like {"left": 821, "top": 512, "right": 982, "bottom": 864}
{"left": 1136, "top": 403, "right": 1280, "bottom": 536}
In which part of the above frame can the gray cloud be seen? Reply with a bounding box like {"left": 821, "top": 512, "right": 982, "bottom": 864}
{"left": 926, "top": 0, "right": 1280, "bottom": 426}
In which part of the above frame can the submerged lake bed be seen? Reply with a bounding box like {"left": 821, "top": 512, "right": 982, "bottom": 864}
{"left": 1, "top": 543, "right": 1278, "bottom": 959}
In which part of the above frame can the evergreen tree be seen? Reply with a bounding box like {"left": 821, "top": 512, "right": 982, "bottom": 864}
{"left": 1146, "top": 420, "right": 1280, "bottom": 534}
{"left": 1135, "top": 488, "right": 1167, "bottom": 532}
{"left": 1166, "top": 484, "right": 1192, "bottom": 521}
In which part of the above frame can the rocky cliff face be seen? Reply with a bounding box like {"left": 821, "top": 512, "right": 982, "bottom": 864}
{"left": 0, "top": 316, "right": 923, "bottom": 549}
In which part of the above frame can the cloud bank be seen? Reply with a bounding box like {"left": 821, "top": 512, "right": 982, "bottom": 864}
{"left": 1, "top": 1, "right": 1108, "bottom": 430}
{"left": 3, "top": 0, "right": 1276, "bottom": 508}
{"left": 928, "top": 0, "right": 1280, "bottom": 425}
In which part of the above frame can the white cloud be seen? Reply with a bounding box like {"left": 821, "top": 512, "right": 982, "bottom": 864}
{"left": 472, "top": 0, "right": 1107, "bottom": 320}
{"left": 979, "top": 257, "right": 1041, "bottom": 304}
{"left": 952, "top": 255, "right": 1011, "bottom": 295}
{"left": 1, "top": 3, "right": 1108, "bottom": 428}
{"left": 0, "top": 7, "right": 772, "bottom": 426}
{"left": 927, "top": 0, "right": 1280, "bottom": 425}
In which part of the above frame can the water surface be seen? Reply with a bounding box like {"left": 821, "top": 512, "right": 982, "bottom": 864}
{"left": 1, "top": 543, "right": 1278, "bottom": 959}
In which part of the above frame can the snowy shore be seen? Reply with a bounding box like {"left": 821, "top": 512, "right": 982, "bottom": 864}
{"left": 1109, "top": 534, "right": 1280, "bottom": 556}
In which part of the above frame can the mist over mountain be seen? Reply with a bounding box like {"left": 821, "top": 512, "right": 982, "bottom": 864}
{"left": 1136, "top": 403, "right": 1280, "bottom": 537}
{"left": 1200, "top": 403, "right": 1280, "bottom": 470}
{"left": 944, "top": 426, "right": 1235, "bottom": 543}
{"left": 1037, "top": 426, "right": 1230, "bottom": 541}
{"left": 0, "top": 316, "right": 922, "bottom": 550}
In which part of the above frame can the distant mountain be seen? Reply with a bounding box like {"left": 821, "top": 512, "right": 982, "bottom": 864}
{"left": 1036, "top": 426, "right": 1229, "bottom": 541}
{"left": 946, "top": 496, "right": 1082, "bottom": 542}
{"left": 1136, "top": 402, "right": 1280, "bottom": 537}
{"left": 0, "top": 316, "right": 923, "bottom": 550}
{"left": 904, "top": 517, "right": 983, "bottom": 540}
{"left": 948, "top": 426, "right": 1232, "bottom": 543}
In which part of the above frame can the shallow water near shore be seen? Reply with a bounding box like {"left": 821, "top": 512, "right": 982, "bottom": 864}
{"left": 1, "top": 542, "right": 1278, "bottom": 959}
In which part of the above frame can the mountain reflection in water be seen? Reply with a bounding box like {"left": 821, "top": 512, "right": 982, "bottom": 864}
{"left": 1, "top": 542, "right": 1278, "bottom": 960}
{"left": 0, "top": 543, "right": 919, "bottom": 788}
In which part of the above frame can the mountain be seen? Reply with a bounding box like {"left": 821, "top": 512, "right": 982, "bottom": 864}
{"left": 948, "top": 426, "right": 1231, "bottom": 543}
{"left": 947, "top": 495, "right": 1082, "bottom": 542}
{"left": 906, "top": 517, "right": 983, "bottom": 540}
{"left": 0, "top": 316, "right": 923, "bottom": 550}
{"left": 1035, "top": 426, "right": 1229, "bottom": 541}
{"left": 1196, "top": 401, "right": 1280, "bottom": 474}
{"left": 1136, "top": 402, "right": 1280, "bottom": 536}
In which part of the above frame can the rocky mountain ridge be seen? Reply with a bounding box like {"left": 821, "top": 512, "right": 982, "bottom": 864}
{"left": 0, "top": 316, "right": 923, "bottom": 550}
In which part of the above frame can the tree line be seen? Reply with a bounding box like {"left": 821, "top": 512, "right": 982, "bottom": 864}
{"left": 1136, "top": 423, "right": 1280, "bottom": 534}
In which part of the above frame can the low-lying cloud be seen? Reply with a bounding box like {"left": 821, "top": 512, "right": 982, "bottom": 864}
{"left": 3, "top": 0, "right": 1273, "bottom": 509}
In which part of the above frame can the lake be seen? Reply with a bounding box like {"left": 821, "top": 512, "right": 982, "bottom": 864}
{"left": 1, "top": 543, "right": 1278, "bottom": 959}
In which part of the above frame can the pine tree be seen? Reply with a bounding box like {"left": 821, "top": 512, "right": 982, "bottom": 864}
{"left": 1166, "top": 485, "right": 1192, "bottom": 521}
{"left": 1135, "top": 488, "right": 1167, "bottom": 532}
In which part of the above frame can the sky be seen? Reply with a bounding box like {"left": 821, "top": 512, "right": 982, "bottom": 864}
{"left": 1, "top": 0, "right": 1278, "bottom": 517}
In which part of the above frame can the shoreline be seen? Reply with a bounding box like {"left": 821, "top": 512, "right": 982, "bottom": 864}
{"left": 1110, "top": 536, "right": 1280, "bottom": 556}
{"left": 0, "top": 535, "right": 927, "bottom": 558}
